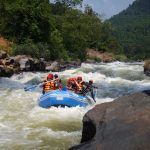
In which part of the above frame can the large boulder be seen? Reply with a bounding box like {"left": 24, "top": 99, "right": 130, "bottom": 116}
{"left": 70, "top": 90, "right": 150, "bottom": 150}
{"left": 14, "top": 55, "right": 46, "bottom": 71}
{"left": 0, "top": 54, "right": 46, "bottom": 77}
{"left": 19, "top": 58, "right": 32, "bottom": 71}
{"left": 144, "top": 60, "right": 150, "bottom": 76}
{"left": 0, "top": 52, "right": 20, "bottom": 77}
{"left": 32, "top": 58, "right": 46, "bottom": 71}
{"left": 46, "top": 61, "right": 60, "bottom": 72}
{"left": 13, "top": 55, "right": 32, "bottom": 71}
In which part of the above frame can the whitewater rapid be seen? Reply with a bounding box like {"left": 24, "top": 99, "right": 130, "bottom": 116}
{"left": 0, "top": 62, "right": 149, "bottom": 150}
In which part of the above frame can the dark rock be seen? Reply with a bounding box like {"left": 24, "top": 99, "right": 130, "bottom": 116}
{"left": 144, "top": 60, "right": 150, "bottom": 76}
{"left": 14, "top": 56, "right": 46, "bottom": 71}
{"left": 70, "top": 90, "right": 150, "bottom": 150}
{"left": 0, "top": 59, "right": 3, "bottom": 65}
{"left": 2, "top": 58, "right": 15, "bottom": 66}
{"left": 0, "top": 54, "right": 46, "bottom": 77}
{"left": 0, "top": 65, "right": 14, "bottom": 77}
{"left": 32, "top": 58, "right": 46, "bottom": 71}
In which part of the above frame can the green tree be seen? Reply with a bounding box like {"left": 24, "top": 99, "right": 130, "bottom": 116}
{"left": 50, "top": 29, "right": 68, "bottom": 60}
{"left": 0, "top": 0, "right": 53, "bottom": 43}
{"left": 0, "top": 0, "right": 122, "bottom": 61}
{"left": 109, "top": 0, "right": 150, "bottom": 60}
{"left": 13, "top": 39, "right": 52, "bottom": 60}
{"left": 54, "top": 0, "right": 83, "bottom": 7}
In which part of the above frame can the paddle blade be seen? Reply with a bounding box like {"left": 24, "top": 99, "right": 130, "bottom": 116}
{"left": 24, "top": 85, "right": 37, "bottom": 91}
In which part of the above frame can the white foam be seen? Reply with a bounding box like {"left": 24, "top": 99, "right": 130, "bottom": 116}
{"left": 28, "top": 106, "right": 91, "bottom": 123}
{"left": 96, "top": 97, "right": 114, "bottom": 104}
{"left": 0, "top": 62, "right": 149, "bottom": 150}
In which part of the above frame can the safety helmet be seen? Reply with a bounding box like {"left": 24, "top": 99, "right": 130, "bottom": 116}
{"left": 70, "top": 78, "right": 75, "bottom": 83}
{"left": 47, "top": 73, "right": 53, "bottom": 80}
{"left": 77, "top": 76, "right": 82, "bottom": 81}
{"left": 68, "top": 78, "right": 72, "bottom": 84}
{"left": 54, "top": 74, "right": 58, "bottom": 78}
{"left": 89, "top": 80, "right": 93, "bottom": 84}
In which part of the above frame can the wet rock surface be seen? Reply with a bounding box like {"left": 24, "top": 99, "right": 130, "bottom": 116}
{"left": 70, "top": 90, "right": 150, "bottom": 150}
{"left": 0, "top": 52, "right": 81, "bottom": 77}
{"left": 0, "top": 54, "right": 46, "bottom": 77}
{"left": 144, "top": 60, "right": 150, "bottom": 76}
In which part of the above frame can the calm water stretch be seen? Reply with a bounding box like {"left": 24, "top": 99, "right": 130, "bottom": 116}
{"left": 0, "top": 62, "right": 150, "bottom": 150}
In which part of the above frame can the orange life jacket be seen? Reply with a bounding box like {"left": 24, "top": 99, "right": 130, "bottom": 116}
{"left": 76, "top": 81, "right": 84, "bottom": 91}
{"left": 43, "top": 80, "right": 55, "bottom": 92}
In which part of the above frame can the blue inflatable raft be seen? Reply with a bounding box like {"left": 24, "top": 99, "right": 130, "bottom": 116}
{"left": 38, "top": 87, "right": 89, "bottom": 108}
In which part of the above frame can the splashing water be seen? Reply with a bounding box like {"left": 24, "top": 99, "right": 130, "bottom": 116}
{"left": 0, "top": 62, "right": 149, "bottom": 149}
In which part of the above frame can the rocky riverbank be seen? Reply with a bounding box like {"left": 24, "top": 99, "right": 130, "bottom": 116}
{"left": 87, "top": 49, "right": 115, "bottom": 63}
{"left": 0, "top": 37, "right": 115, "bottom": 77}
{"left": 70, "top": 90, "right": 150, "bottom": 150}
{"left": 144, "top": 60, "right": 150, "bottom": 76}
{"left": 0, "top": 51, "right": 46, "bottom": 77}
{"left": 0, "top": 48, "right": 116, "bottom": 78}
{"left": 0, "top": 51, "right": 81, "bottom": 77}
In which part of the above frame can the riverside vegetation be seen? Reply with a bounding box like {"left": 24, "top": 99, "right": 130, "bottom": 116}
{"left": 0, "top": 0, "right": 149, "bottom": 62}
{"left": 109, "top": 0, "right": 150, "bottom": 60}
{"left": 0, "top": 0, "right": 127, "bottom": 62}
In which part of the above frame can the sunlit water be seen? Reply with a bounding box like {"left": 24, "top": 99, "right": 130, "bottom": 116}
{"left": 0, "top": 62, "right": 150, "bottom": 150}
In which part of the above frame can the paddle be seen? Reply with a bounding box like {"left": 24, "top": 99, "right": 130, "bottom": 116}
{"left": 24, "top": 79, "right": 60, "bottom": 92}
{"left": 24, "top": 83, "right": 43, "bottom": 91}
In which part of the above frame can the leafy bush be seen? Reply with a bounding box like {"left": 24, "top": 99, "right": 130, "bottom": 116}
{"left": 114, "top": 54, "right": 128, "bottom": 61}
{"left": 0, "top": 0, "right": 122, "bottom": 61}
{"left": 109, "top": 0, "right": 150, "bottom": 60}
{"left": 12, "top": 40, "right": 51, "bottom": 60}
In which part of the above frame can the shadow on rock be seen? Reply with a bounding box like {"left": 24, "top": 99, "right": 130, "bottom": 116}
{"left": 70, "top": 90, "right": 150, "bottom": 150}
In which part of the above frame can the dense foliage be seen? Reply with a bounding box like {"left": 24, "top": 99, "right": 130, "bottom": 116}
{"left": 0, "top": 0, "right": 120, "bottom": 61}
{"left": 109, "top": 0, "right": 150, "bottom": 60}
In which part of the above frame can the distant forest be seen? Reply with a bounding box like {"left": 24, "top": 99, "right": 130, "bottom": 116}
{"left": 109, "top": 0, "right": 150, "bottom": 60}
{"left": 0, "top": 0, "right": 120, "bottom": 61}
{"left": 0, "top": 0, "right": 149, "bottom": 61}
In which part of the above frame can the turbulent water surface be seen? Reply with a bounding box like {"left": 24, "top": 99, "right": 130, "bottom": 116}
{"left": 0, "top": 62, "right": 149, "bottom": 150}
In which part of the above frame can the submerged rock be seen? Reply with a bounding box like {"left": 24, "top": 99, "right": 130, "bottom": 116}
{"left": 70, "top": 90, "right": 150, "bottom": 150}
{"left": 46, "top": 61, "right": 81, "bottom": 72}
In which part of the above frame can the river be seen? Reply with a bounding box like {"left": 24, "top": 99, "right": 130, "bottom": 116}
{"left": 0, "top": 62, "right": 149, "bottom": 150}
